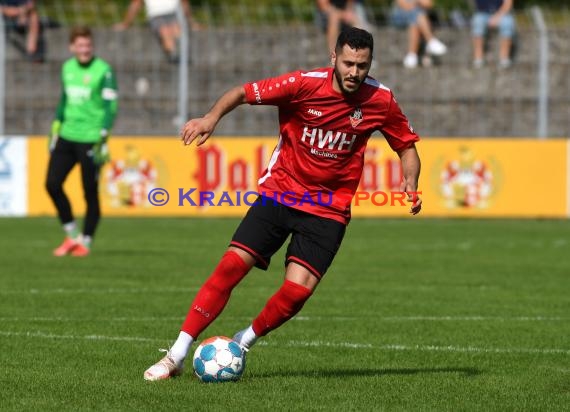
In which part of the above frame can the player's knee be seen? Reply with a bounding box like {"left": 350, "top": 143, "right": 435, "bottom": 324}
{"left": 83, "top": 187, "right": 99, "bottom": 203}
{"left": 45, "top": 178, "right": 62, "bottom": 196}
{"left": 205, "top": 252, "right": 250, "bottom": 292}
{"left": 85, "top": 201, "right": 100, "bottom": 218}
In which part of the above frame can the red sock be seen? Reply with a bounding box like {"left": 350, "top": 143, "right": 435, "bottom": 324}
{"left": 181, "top": 251, "right": 250, "bottom": 338}
{"left": 252, "top": 279, "right": 313, "bottom": 337}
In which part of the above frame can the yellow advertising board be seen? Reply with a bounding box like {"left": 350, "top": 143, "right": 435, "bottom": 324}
{"left": 28, "top": 136, "right": 271, "bottom": 217}
{"left": 418, "top": 138, "right": 568, "bottom": 217}
{"left": 27, "top": 136, "right": 569, "bottom": 218}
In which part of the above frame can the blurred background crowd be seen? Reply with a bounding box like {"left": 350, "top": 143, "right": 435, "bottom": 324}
{"left": 1, "top": 0, "right": 568, "bottom": 137}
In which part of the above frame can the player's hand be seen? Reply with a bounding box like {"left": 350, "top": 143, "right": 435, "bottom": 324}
{"left": 400, "top": 179, "right": 422, "bottom": 215}
{"left": 48, "top": 120, "right": 61, "bottom": 153}
{"left": 93, "top": 141, "right": 110, "bottom": 165}
{"left": 93, "top": 130, "right": 110, "bottom": 165}
{"left": 407, "top": 191, "right": 422, "bottom": 215}
{"left": 180, "top": 116, "right": 216, "bottom": 146}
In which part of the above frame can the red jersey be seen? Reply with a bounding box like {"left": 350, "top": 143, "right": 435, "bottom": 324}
{"left": 243, "top": 67, "right": 419, "bottom": 224}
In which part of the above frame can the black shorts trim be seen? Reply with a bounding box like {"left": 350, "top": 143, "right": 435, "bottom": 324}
{"left": 230, "top": 196, "right": 346, "bottom": 278}
{"left": 229, "top": 240, "right": 269, "bottom": 269}
{"left": 286, "top": 256, "right": 322, "bottom": 280}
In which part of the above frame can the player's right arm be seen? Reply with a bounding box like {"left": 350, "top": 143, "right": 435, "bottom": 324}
{"left": 49, "top": 71, "right": 66, "bottom": 152}
{"left": 180, "top": 85, "right": 246, "bottom": 146}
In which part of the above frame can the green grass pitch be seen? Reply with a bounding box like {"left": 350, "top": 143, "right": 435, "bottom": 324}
{"left": 1, "top": 217, "right": 568, "bottom": 411}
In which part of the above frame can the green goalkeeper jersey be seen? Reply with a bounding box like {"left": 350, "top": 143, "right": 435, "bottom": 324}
{"left": 56, "top": 56, "right": 118, "bottom": 143}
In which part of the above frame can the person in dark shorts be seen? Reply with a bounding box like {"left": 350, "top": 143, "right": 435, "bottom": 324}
{"left": 46, "top": 26, "right": 118, "bottom": 257}
{"left": 114, "top": 0, "right": 201, "bottom": 63}
{"left": 0, "top": 0, "right": 46, "bottom": 62}
{"left": 144, "top": 27, "right": 422, "bottom": 381}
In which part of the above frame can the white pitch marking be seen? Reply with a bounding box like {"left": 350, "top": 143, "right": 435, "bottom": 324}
{"left": 552, "top": 238, "right": 567, "bottom": 247}
{"left": 0, "top": 315, "right": 566, "bottom": 322}
{"left": 267, "top": 340, "right": 570, "bottom": 355}
{"left": 280, "top": 340, "right": 373, "bottom": 349}
{"left": 0, "top": 316, "right": 186, "bottom": 322}
{"left": 0, "top": 330, "right": 161, "bottom": 342}
{"left": 0, "top": 287, "right": 199, "bottom": 295}
{"left": 1, "top": 331, "right": 567, "bottom": 355}
{"left": 293, "top": 316, "right": 568, "bottom": 322}
{"left": 375, "top": 344, "right": 570, "bottom": 355}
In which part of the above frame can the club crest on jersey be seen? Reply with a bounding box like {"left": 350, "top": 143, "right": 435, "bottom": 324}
{"left": 349, "top": 107, "right": 363, "bottom": 128}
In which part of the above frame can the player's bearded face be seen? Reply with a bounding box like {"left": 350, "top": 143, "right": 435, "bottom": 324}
{"left": 332, "top": 46, "right": 372, "bottom": 95}
{"left": 70, "top": 36, "right": 94, "bottom": 64}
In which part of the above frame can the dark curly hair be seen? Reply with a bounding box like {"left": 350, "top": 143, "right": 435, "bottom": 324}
{"left": 335, "top": 27, "right": 374, "bottom": 56}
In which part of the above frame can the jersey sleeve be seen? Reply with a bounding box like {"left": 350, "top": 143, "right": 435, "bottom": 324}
{"left": 55, "top": 88, "right": 66, "bottom": 122}
{"left": 380, "top": 92, "right": 420, "bottom": 153}
{"left": 55, "top": 68, "right": 66, "bottom": 122}
{"left": 243, "top": 71, "right": 302, "bottom": 106}
{"left": 101, "top": 67, "right": 118, "bottom": 131}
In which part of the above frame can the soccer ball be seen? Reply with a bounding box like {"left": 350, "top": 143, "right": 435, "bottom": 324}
{"left": 192, "top": 336, "right": 246, "bottom": 383}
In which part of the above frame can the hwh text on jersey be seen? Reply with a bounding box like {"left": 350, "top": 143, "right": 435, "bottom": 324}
{"left": 301, "top": 126, "right": 357, "bottom": 151}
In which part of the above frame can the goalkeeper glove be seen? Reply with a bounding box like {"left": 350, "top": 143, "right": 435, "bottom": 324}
{"left": 49, "top": 120, "right": 61, "bottom": 153}
{"left": 92, "top": 129, "right": 110, "bottom": 165}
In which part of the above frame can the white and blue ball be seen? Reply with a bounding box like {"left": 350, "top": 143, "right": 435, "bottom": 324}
{"left": 192, "top": 336, "right": 245, "bottom": 383}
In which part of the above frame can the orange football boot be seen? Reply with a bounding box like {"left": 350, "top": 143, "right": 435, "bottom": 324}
{"left": 53, "top": 237, "right": 79, "bottom": 257}
{"left": 71, "top": 243, "right": 90, "bottom": 257}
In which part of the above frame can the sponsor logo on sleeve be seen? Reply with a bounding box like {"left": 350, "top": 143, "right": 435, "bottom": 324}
{"left": 252, "top": 82, "right": 262, "bottom": 103}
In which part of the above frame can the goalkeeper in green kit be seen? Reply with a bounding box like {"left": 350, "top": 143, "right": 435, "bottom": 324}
{"left": 46, "top": 26, "right": 118, "bottom": 257}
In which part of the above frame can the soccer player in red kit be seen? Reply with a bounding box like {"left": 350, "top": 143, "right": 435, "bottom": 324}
{"left": 144, "top": 27, "right": 422, "bottom": 381}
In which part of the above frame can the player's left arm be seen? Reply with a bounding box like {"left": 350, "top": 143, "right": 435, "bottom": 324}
{"left": 380, "top": 91, "right": 422, "bottom": 215}
{"left": 93, "top": 67, "right": 118, "bottom": 165}
{"left": 101, "top": 67, "right": 118, "bottom": 137}
{"left": 398, "top": 144, "right": 422, "bottom": 215}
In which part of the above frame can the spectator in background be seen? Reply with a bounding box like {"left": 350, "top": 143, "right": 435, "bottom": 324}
{"left": 471, "top": 0, "right": 515, "bottom": 69}
{"left": 0, "top": 0, "right": 45, "bottom": 62}
{"left": 316, "top": 0, "right": 372, "bottom": 55}
{"left": 390, "top": 0, "right": 447, "bottom": 69}
{"left": 353, "top": 0, "right": 373, "bottom": 32}
{"left": 114, "top": 0, "right": 201, "bottom": 63}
